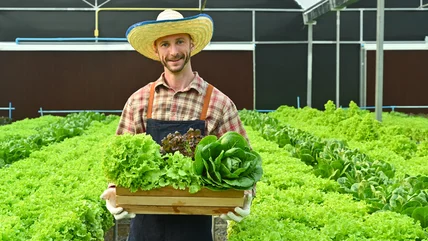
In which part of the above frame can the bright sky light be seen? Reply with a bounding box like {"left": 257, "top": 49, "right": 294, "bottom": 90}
{"left": 293, "top": 0, "right": 326, "bottom": 10}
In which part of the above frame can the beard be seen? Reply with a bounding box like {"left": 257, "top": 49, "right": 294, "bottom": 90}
{"left": 161, "top": 51, "right": 191, "bottom": 73}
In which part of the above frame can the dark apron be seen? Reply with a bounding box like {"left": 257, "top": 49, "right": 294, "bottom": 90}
{"left": 127, "top": 83, "right": 214, "bottom": 241}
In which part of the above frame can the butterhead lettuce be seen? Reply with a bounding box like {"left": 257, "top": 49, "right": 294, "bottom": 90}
{"left": 193, "top": 131, "right": 263, "bottom": 191}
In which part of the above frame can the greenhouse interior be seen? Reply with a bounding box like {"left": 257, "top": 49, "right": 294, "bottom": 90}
{"left": 1, "top": 0, "right": 428, "bottom": 240}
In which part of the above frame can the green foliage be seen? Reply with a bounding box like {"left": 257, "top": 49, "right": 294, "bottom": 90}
{"left": 324, "top": 100, "right": 336, "bottom": 114}
{"left": 2, "top": 111, "right": 428, "bottom": 240}
{"left": 271, "top": 101, "right": 428, "bottom": 178}
{"left": 239, "top": 108, "right": 428, "bottom": 229}
{"left": 0, "top": 115, "right": 62, "bottom": 142}
{"left": 102, "top": 133, "right": 165, "bottom": 192}
{"left": 194, "top": 131, "right": 263, "bottom": 191}
{"left": 382, "top": 111, "right": 428, "bottom": 142}
{"left": 228, "top": 127, "right": 427, "bottom": 241}
{"left": 160, "top": 152, "right": 203, "bottom": 193}
{"left": 102, "top": 129, "right": 263, "bottom": 193}
{"left": 102, "top": 133, "right": 203, "bottom": 193}
{"left": 382, "top": 134, "right": 418, "bottom": 160}
{"left": 0, "top": 112, "right": 114, "bottom": 167}
{"left": 0, "top": 118, "right": 119, "bottom": 240}
{"left": 417, "top": 141, "right": 428, "bottom": 157}
{"left": 0, "top": 116, "right": 13, "bottom": 126}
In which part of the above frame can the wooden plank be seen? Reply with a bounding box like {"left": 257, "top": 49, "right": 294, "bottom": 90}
{"left": 115, "top": 186, "right": 245, "bottom": 215}
{"left": 116, "top": 186, "right": 244, "bottom": 198}
{"left": 120, "top": 205, "right": 236, "bottom": 215}
{"left": 116, "top": 196, "right": 244, "bottom": 207}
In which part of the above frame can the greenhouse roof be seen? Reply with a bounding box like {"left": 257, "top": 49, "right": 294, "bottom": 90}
{"left": 294, "top": 0, "right": 326, "bottom": 9}
{"left": 294, "top": 0, "right": 360, "bottom": 24}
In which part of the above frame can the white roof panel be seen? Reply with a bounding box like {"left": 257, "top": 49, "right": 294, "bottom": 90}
{"left": 293, "top": 0, "right": 326, "bottom": 10}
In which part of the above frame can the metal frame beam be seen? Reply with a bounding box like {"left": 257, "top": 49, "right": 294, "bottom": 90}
{"left": 330, "top": 0, "right": 359, "bottom": 9}
{"left": 375, "top": 0, "right": 385, "bottom": 121}
{"left": 301, "top": 0, "right": 360, "bottom": 108}
{"left": 303, "top": 0, "right": 330, "bottom": 24}
{"left": 302, "top": 0, "right": 360, "bottom": 24}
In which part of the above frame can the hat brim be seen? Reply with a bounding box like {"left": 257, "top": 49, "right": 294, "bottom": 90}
{"left": 126, "top": 14, "right": 214, "bottom": 61}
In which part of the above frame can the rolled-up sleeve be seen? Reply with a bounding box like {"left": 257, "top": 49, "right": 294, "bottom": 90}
{"left": 216, "top": 100, "right": 249, "bottom": 142}
{"left": 116, "top": 99, "right": 136, "bottom": 135}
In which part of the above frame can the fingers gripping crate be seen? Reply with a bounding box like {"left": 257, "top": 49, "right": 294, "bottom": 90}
{"left": 116, "top": 186, "right": 245, "bottom": 215}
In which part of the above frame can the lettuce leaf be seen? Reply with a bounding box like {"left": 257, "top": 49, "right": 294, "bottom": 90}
{"left": 194, "top": 131, "right": 263, "bottom": 190}
{"left": 102, "top": 133, "right": 165, "bottom": 192}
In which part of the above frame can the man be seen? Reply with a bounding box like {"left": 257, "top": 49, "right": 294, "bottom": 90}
{"left": 100, "top": 9, "right": 254, "bottom": 241}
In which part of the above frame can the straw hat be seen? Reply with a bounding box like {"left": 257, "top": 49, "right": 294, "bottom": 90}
{"left": 126, "top": 9, "right": 214, "bottom": 61}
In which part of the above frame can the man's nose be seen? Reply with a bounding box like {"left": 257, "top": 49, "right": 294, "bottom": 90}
{"left": 170, "top": 44, "right": 179, "bottom": 56}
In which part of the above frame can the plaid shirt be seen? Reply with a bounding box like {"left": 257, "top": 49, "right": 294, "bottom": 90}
{"left": 116, "top": 72, "right": 248, "bottom": 140}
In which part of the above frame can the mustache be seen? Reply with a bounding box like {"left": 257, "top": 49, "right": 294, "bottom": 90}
{"left": 166, "top": 54, "right": 185, "bottom": 61}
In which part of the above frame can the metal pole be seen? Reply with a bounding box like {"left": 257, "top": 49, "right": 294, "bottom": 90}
{"left": 307, "top": 23, "right": 313, "bottom": 107}
{"left": 359, "top": 9, "right": 365, "bottom": 107}
{"left": 359, "top": 45, "right": 365, "bottom": 107}
{"left": 9, "top": 102, "right": 12, "bottom": 119}
{"left": 375, "top": 0, "right": 385, "bottom": 121}
{"left": 252, "top": 10, "right": 256, "bottom": 110}
{"left": 336, "top": 10, "right": 341, "bottom": 108}
{"left": 114, "top": 220, "right": 118, "bottom": 241}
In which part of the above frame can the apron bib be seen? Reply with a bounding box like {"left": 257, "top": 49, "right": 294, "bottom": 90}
{"left": 127, "top": 83, "right": 214, "bottom": 241}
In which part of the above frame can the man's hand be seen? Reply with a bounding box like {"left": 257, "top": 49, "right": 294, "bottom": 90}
{"left": 220, "top": 192, "right": 253, "bottom": 223}
{"left": 100, "top": 186, "right": 136, "bottom": 220}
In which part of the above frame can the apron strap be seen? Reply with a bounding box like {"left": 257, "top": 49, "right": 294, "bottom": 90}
{"left": 200, "top": 84, "right": 213, "bottom": 120}
{"left": 146, "top": 83, "right": 214, "bottom": 120}
{"left": 147, "top": 83, "right": 156, "bottom": 119}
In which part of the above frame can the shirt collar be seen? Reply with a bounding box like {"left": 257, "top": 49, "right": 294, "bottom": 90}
{"left": 154, "top": 72, "right": 205, "bottom": 94}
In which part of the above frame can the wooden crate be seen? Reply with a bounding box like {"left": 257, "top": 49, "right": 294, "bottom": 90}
{"left": 116, "top": 186, "right": 244, "bottom": 216}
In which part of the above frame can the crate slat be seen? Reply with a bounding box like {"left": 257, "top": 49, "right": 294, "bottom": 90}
{"left": 119, "top": 205, "right": 236, "bottom": 215}
{"left": 117, "top": 196, "right": 244, "bottom": 207}
{"left": 116, "top": 186, "right": 243, "bottom": 198}
{"left": 116, "top": 186, "right": 244, "bottom": 215}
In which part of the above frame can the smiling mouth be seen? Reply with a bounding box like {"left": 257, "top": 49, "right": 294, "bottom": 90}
{"left": 168, "top": 58, "right": 182, "bottom": 62}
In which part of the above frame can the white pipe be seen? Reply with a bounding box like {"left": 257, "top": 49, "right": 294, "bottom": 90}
{"left": 0, "top": 7, "right": 303, "bottom": 11}
{"left": 2, "top": 7, "right": 428, "bottom": 11}
{"left": 363, "top": 42, "right": 428, "bottom": 50}
{"left": 81, "top": 0, "right": 95, "bottom": 8}
{"left": 0, "top": 8, "right": 95, "bottom": 11}
{"left": 5, "top": 40, "right": 427, "bottom": 47}
{"left": 0, "top": 42, "right": 255, "bottom": 51}
{"left": 97, "top": 0, "right": 111, "bottom": 8}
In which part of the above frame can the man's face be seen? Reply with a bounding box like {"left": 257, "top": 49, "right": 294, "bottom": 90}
{"left": 154, "top": 33, "right": 193, "bottom": 73}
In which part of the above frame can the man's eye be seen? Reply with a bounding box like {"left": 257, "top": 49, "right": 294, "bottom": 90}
{"left": 161, "top": 43, "right": 169, "bottom": 47}
{"left": 177, "top": 40, "right": 184, "bottom": 44}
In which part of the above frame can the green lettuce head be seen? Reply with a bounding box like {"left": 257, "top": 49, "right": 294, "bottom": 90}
{"left": 193, "top": 131, "right": 263, "bottom": 191}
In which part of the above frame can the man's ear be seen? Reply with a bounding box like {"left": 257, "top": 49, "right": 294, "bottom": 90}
{"left": 190, "top": 42, "right": 195, "bottom": 51}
